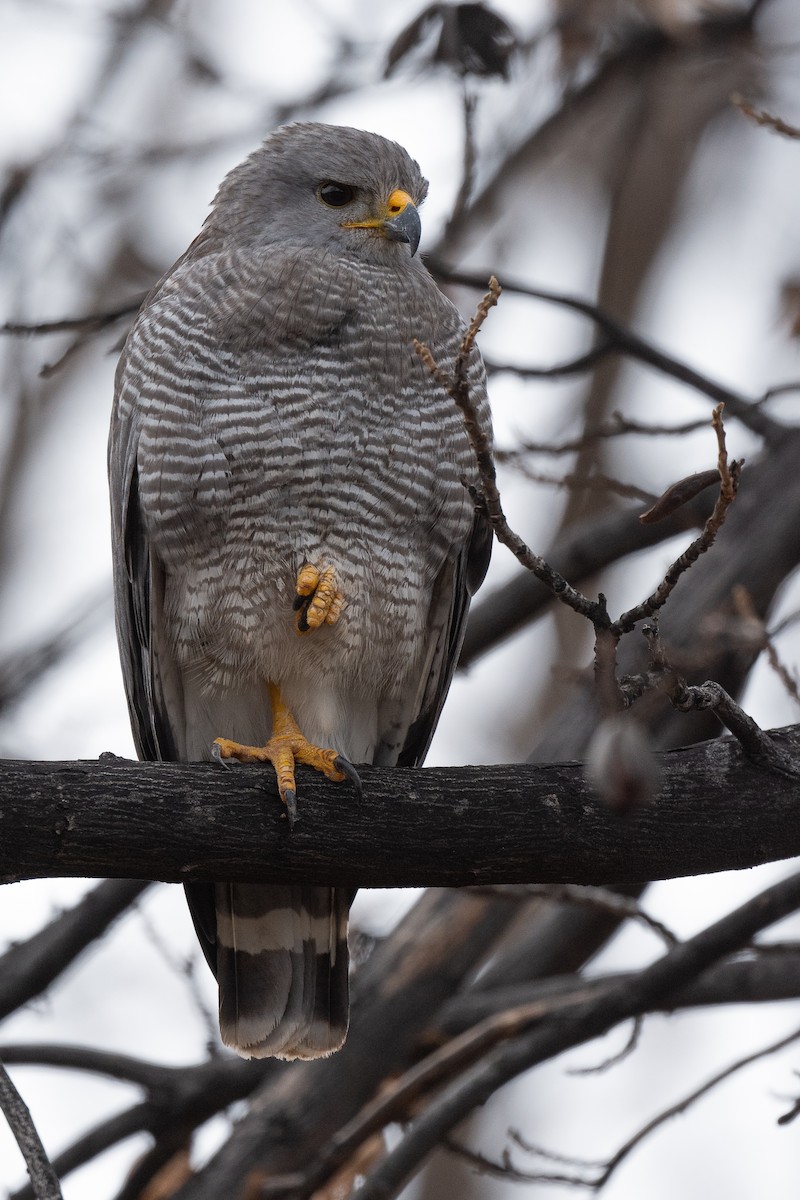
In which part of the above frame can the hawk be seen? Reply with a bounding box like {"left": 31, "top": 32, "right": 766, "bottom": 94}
{"left": 109, "top": 122, "right": 492, "bottom": 1059}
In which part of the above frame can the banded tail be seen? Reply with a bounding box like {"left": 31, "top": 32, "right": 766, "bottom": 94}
{"left": 213, "top": 883, "right": 351, "bottom": 1059}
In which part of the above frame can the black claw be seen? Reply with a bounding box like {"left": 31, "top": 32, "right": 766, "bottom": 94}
{"left": 283, "top": 788, "right": 297, "bottom": 829}
{"left": 335, "top": 756, "right": 363, "bottom": 798}
{"left": 293, "top": 593, "right": 313, "bottom": 631}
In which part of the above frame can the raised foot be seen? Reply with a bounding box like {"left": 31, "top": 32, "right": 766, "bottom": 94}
{"left": 293, "top": 563, "right": 343, "bottom": 634}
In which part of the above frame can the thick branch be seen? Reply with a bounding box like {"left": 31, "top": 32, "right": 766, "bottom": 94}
{"left": 436, "top": 947, "right": 800, "bottom": 1038}
{"left": 1, "top": 727, "right": 799, "bottom": 887}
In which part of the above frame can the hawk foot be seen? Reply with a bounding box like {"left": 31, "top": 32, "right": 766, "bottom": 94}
{"left": 293, "top": 564, "right": 343, "bottom": 634}
{"left": 213, "top": 683, "right": 355, "bottom": 827}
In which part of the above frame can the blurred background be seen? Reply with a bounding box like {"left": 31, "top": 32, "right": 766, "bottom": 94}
{"left": 1, "top": 0, "right": 800, "bottom": 1197}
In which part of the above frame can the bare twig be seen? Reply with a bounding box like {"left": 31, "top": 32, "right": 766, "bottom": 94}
{"left": 672, "top": 680, "right": 798, "bottom": 774}
{"left": 770, "top": 608, "right": 800, "bottom": 639}
{"left": 441, "top": 1136, "right": 580, "bottom": 1187}
{"left": 421, "top": 309, "right": 745, "bottom": 723}
{"left": 567, "top": 1016, "right": 644, "bottom": 1076}
{"left": 414, "top": 281, "right": 606, "bottom": 627}
{"left": 483, "top": 342, "right": 612, "bottom": 380}
{"left": 136, "top": 908, "right": 221, "bottom": 1056}
{"left": 762, "top": 382, "right": 800, "bottom": 403}
{"left": 0, "top": 299, "right": 144, "bottom": 339}
{"left": 613, "top": 406, "right": 742, "bottom": 635}
{"left": 731, "top": 94, "right": 800, "bottom": 140}
{"left": 495, "top": 413, "right": 712, "bottom": 457}
{"left": 427, "top": 262, "right": 782, "bottom": 441}
{"left": 436, "top": 945, "right": 800, "bottom": 1040}
{"left": 502, "top": 462, "right": 655, "bottom": 505}
{"left": 0, "top": 1059, "right": 62, "bottom": 1199}
{"left": 468, "top": 884, "right": 676, "bottom": 947}
{"left": 733, "top": 586, "right": 800, "bottom": 709}
{"left": 590, "top": 1022, "right": 800, "bottom": 1189}
{"left": 642, "top": 621, "right": 798, "bottom": 774}
{"left": 444, "top": 1021, "right": 800, "bottom": 1191}
{"left": 443, "top": 85, "right": 478, "bottom": 239}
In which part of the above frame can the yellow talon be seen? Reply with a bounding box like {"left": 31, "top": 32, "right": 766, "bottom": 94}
{"left": 214, "top": 683, "right": 346, "bottom": 824}
{"left": 295, "top": 563, "right": 320, "bottom": 598}
{"left": 293, "top": 563, "right": 344, "bottom": 634}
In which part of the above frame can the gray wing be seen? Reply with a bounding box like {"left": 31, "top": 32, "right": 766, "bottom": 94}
{"left": 108, "top": 392, "right": 182, "bottom": 764}
{"left": 396, "top": 510, "right": 492, "bottom": 768}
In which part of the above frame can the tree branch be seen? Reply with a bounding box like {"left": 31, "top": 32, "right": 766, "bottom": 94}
{"left": 0, "top": 879, "right": 150, "bottom": 1022}
{"left": 435, "top": 945, "right": 800, "bottom": 1039}
{"left": 427, "top": 262, "right": 781, "bottom": 442}
{"left": 356, "top": 867, "right": 800, "bottom": 1200}
{"left": 0, "top": 1060, "right": 62, "bottom": 1200}
{"left": 459, "top": 491, "right": 711, "bottom": 667}
{"left": 1, "top": 727, "right": 800, "bottom": 887}
{"left": 9, "top": 1104, "right": 150, "bottom": 1200}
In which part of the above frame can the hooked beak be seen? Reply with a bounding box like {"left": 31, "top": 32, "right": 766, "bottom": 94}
{"left": 342, "top": 189, "right": 421, "bottom": 256}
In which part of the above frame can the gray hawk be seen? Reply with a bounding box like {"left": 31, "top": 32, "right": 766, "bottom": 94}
{"left": 108, "top": 122, "right": 492, "bottom": 1059}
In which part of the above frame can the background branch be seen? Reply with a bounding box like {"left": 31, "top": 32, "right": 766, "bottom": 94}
{"left": 0, "top": 879, "right": 150, "bottom": 1021}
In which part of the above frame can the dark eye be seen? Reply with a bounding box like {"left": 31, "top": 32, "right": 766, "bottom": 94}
{"left": 318, "top": 181, "right": 355, "bottom": 208}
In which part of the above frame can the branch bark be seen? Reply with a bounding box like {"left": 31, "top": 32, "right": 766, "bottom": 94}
{"left": 1, "top": 726, "right": 799, "bottom": 887}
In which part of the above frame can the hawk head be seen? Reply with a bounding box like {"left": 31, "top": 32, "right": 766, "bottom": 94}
{"left": 207, "top": 122, "right": 428, "bottom": 261}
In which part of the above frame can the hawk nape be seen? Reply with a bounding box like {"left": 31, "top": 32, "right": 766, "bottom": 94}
{"left": 109, "top": 122, "right": 492, "bottom": 1060}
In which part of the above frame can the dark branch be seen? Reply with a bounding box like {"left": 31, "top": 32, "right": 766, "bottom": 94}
{"left": 460, "top": 491, "right": 710, "bottom": 668}
{"left": 1, "top": 727, "right": 800, "bottom": 887}
{"left": 0, "top": 1045, "right": 268, "bottom": 1199}
{"left": 611, "top": 405, "right": 742, "bottom": 635}
{"left": 0, "top": 299, "right": 144, "bottom": 338}
{"left": 427, "top": 262, "right": 781, "bottom": 442}
{"left": 0, "top": 879, "right": 150, "bottom": 1022}
{"left": 356, "top": 868, "right": 800, "bottom": 1199}
{"left": 435, "top": 946, "right": 800, "bottom": 1039}
{"left": 585, "top": 1022, "right": 800, "bottom": 1190}
{"left": 0, "top": 1059, "right": 62, "bottom": 1200}
{"left": 9, "top": 1105, "right": 150, "bottom": 1200}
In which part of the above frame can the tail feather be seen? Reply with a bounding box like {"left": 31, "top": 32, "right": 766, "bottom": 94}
{"left": 215, "top": 882, "right": 350, "bottom": 1059}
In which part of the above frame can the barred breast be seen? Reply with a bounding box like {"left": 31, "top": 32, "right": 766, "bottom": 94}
{"left": 118, "top": 244, "right": 483, "bottom": 715}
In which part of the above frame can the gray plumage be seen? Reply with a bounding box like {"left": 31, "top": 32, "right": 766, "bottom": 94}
{"left": 108, "top": 122, "right": 492, "bottom": 1059}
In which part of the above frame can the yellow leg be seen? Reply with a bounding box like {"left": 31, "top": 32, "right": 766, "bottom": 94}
{"left": 293, "top": 564, "right": 344, "bottom": 634}
{"left": 213, "top": 683, "right": 353, "bottom": 824}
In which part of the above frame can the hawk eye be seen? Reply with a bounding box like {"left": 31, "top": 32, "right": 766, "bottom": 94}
{"left": 318, "top": 181, "right": 355, "bottom": 208}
